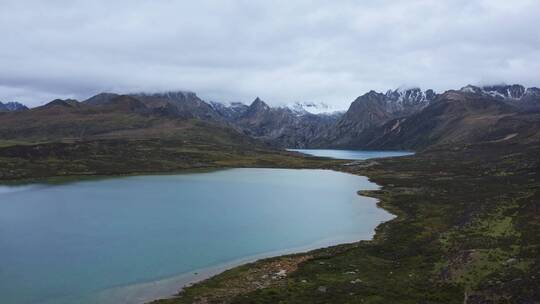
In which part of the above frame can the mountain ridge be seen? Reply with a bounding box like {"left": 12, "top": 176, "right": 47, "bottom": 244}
{"left": 2, "top": 84, "right": 539, "bottom": 150}
{"left": 0, "top": 101, "right": 29, "bottom": 112}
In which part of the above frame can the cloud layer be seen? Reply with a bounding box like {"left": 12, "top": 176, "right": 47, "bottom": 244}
{"left": 1, "top": 0, "right": 539, "bottom": 108}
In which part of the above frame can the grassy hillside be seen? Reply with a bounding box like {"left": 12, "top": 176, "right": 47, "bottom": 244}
{"left": 0, "top": 96, "right": 231, "bottom": 142}
{"left": 0, "top": 138, "right": 342, "bottom": 182}
{"left": 0, "top": 94, "right": 335, "bottom": 181}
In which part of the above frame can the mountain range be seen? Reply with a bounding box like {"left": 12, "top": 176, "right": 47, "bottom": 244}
{"left": 0, "top": 101, "right": 28, "bottom": 112}
{"left": 1, "top": 84, "right": 539, "bottom": 151}
{"left": 310, "top": 85, "right": 540, "bottom": 149}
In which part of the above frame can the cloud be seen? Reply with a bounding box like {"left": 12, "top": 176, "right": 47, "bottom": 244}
{"left": 0, "top": 0, "right": 539, "bottom": 108}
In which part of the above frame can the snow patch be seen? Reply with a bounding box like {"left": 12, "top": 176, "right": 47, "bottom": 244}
{"left": 285, "top": 101, "right": 344, "bottom": 115}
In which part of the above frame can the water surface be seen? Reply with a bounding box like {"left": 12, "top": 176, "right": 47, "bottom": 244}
{"left": 288, "top": 149, "right": 413, "bottom": 160}
{"left": 0, "top": 168, "right": 393, "bottom": 304}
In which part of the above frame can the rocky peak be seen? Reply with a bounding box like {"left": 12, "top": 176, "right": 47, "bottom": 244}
{"left": 164, "top": 91, "right": 198, "bottom": 101}
{"left": 441, "top": 90, "right": 469, "bottom": 101}
{"left": 347, "top": 87, "right": 436, "bottom": 118}
{"left": 364, "top": 90, "right": 384, "bottom": 99}
{"left": 0, "top": 101, "right": 28, "bottom": 112}
{"left": 524, "top": 87, "right": 540, "bottom": 100}
{"left": 314, "top": 87, "right": 439, "bottom": 148}
{"left": 459, "top": 84, "right": 540, "bottom": 109}
{"left": 384, "top": 88, "right": 436, "bottom": 110}
{"left": 460, "top": 85, "right": 484, "bottom": 94}
{"left": 286, "top": 101, "right": 341, "bottom": 116}
{"left": 460, "top": 84, "right": 537, "bottom": 100}
{"left": 525, "top": 87, "right": 540, "bottom": 95}
{"left": 482, "top": 84, "right": 526, "bottom": 99}
{"left": 251, "top": 97, "right": 269, "bottom": 109}
{"left": 243, "top": 97, "right": 270, "bottom": 117}
{"left": 338, "top": 91, "right": 393, "bottom": 133}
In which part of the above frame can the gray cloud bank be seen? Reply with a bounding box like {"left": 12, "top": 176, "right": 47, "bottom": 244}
{"left": 1, "top": 0, "right": 539, "bottom": 108}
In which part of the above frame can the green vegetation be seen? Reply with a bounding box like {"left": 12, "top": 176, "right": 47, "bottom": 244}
{"left": 151, "top": 142, "right": 539, "bottom": 303}
{"left": 0, "top": 138, "right": 342, "bottom": 182}
{"left": 0, "top": 132, "right": 538, "bottom": 303}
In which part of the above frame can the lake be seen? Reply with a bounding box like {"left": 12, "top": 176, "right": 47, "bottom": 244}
{"left": 288, "top": 149, "right": 413, "bottom": 160}
{"left": 0, "top": 168, "right": 393, "bottom": 304}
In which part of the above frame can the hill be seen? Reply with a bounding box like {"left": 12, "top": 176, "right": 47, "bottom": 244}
{"left": 0, "top": 93, "right": 235, "bottom": 143}
{"left": 0, "top": 92, "right": 329, "bottom": 181}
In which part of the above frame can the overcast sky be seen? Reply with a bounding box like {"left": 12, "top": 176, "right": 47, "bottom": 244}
{"left": 1, "top": 0, "right": 539, "bottom": 108}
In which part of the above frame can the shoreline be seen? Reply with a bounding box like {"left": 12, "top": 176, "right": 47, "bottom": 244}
{"left": 0, "top": 165, "right": 395, "bottom": 304}
{"left": 132, "top": 169, "right": 394, "bottom": 304}
{"left": 1, "top": 140, "right": 535, "bottom": 302}
{"left": 0, "top": 159, "right": 346, "bottom": 186}
{"left": 96, "top": 231, "right": 390, "bottom": 304}
{"left": 0, "top": 166, "right": 397, "bottom": 304}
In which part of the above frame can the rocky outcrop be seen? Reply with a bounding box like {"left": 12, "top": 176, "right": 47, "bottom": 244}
{"left": 0, "top": 101, "right": 29, "bottom": 112}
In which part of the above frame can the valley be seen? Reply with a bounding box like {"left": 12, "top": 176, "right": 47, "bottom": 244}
{"left": 1, "top": 84, "right": 539, "bottom": 182}
{"left": 3, "top": 2, "right": 539, "bottom": 303}
{"left": 0, "top": 84, "right": 539, "bottom": 303}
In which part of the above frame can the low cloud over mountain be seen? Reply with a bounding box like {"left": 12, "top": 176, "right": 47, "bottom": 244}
{"left": 1, "top": 1, "right": 540, "bottom": 107}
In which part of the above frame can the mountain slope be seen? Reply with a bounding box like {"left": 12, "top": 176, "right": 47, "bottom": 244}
{"left": 232, "top": 98, "right": 342, "bottom": 147}
{"left": 131, "top": 91, "right": 223, "bottom": 120}
{"left": 0, "top": 94, "right": 254, "bottom": 147}
{"left": 3, "top": 84, "right": 539, "bottom": 150}
{"left": 209, "top": 101, "right": 249, "bottom": 121}
{"left": 83, "top": 91, "right": 224, "bottom": 120}
{"left": 360, "top": 90, "right": 540, "bottom": 149}
{"left": 0, "top": 96, "right": 153, "bottom": 141}
{"left": 311, "top": 88, "right": 437, "bottom": 147}
{"left": 461, "top": 84, "right": 540, "bottom": 110}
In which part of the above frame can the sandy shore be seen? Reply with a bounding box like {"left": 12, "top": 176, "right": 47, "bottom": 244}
{"left": 93, "top": 229, "right": 389, "bottom": 304}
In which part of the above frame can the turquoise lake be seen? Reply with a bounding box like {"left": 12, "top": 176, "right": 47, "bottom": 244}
{"left": 288, "top": 149, "right": 413, "bottom": 160}
{"left": 0, "top": 168, "right": 394, "bottom": 304}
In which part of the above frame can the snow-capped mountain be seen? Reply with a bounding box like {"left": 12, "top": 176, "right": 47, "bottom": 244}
{"left": 211, "top": 97, "right": 342, "bottom": 147}
{"left": 460, "top": 84, "right": 540, "bottom": 109}
{"left": 0, "top": 101, "right": 28, "bottom": 112}
{"left": 460, "top": 84, "right": 539, "bottom": 100}
{"left": 209, "top": 101, "right": 249, "bottom": 120}
{"left": 309, "top": 87, "right": 438, "bottom": 147}
{"left": 384, "top": 88, "right": 437, "bottom": 113}
{"left": 285, "top": 101, "right": 344, "bottom": 115}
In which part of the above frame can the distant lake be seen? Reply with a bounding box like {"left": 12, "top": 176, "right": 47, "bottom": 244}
{"left": 288, "top": 149, "right": 414, "bottom": 160}
{"left": 0, "top": 168, "right": 393, "bottom": 304}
